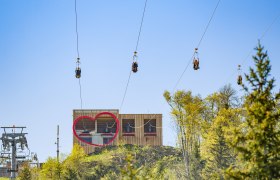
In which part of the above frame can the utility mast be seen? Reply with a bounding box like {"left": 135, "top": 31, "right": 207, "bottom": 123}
{"left": 0, "top": 126, "right": 29, "bottom": 180}
{"left": 55, "top": 125, "right": 59, "bottom": 162}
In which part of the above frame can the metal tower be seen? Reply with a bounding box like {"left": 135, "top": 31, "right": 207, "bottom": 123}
{"left": 0, "top": 126, "right": 29, "bottom": 180}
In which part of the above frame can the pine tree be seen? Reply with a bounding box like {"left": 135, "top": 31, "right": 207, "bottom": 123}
{"left": 201, "top": 85, "right": 241, "bottom": 179}
{"left": 227, "top": 42, "right": 280, "bottom": 179}
{"left": 18, "top": 163, "right": 32, "bottom": 180}
{"left": 121, "top": 153, "right": 144, "bottom": 180}
{"left": 62, "top": 144, "right": 88, "bottom": 179}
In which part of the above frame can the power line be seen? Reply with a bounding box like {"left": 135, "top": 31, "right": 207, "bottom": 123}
{"left": 172, "top": 0, "right": 221, "bottom": 92}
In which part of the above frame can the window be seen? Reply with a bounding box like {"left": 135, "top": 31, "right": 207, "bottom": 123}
{"left": 75, "top": 118, "right": 95, "bottom": 131}
{"left": 103, "top": 137, "right": 113, "bottom": 144}
{"left": 144, "top": 119, "right": 156, "bottom": 135}
{"left": 122, "top": 119, "right": 135, "bottom": 133}
{"left": 97, "top": 119, "right": 117, "bottom": 133}
{"left": 81, "top": 137, "right": 92, "bottom": 144}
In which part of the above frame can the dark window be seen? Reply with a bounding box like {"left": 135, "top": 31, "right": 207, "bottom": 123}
{"left": 103, "top": 137, "right": 113, "bottom": 144}
{"left": 81, "top": 137, "right": 92, "bottom": 143}
{"left": 97, "top": 119, "right": 117, "bottom": 133}
{"left": 75, "top": 118, "right": 95, "bottom": 131}
{"left": 144, "top": 119, "right": 156, "bottom": 133}
{"left": 122, "top": 119, "right": 135, "bottom": 133}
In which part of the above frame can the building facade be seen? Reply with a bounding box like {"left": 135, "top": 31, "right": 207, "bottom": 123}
{"left": 73, "top": 109, "right": 162, "bottom": 154}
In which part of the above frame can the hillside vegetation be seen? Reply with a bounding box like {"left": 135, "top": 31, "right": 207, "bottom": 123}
{"left": 17, "top": 144, "right": 185, "bottom": 180}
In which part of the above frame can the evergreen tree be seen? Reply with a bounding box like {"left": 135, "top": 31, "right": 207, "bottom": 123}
{"left": 40, "top": 157, "right": 62, "bottom": 180}
{"left": 121, "top": 153, "right": 144, "bottom": 180}
{"left": 62, "top": 144, "right": 88, "bottom": 180}
{"left": 18, "top": 163, "right": 32, "bottom": 180}
{"left": 227, "top": 42, "right": 280, "bottom": 179}
{"left": 201, "top": 85, "right": 241, "bottom": 179}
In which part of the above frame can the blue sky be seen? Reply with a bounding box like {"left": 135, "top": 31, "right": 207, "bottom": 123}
{"left": 0, "top": 0, "right": 279, "bottom": 161}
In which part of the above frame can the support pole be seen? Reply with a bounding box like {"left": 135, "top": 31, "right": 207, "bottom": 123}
{"left": 56, "top": 125, "right": 59, "bottom": 162}
{"left": 11, "top": 139, "right": 16, "bottom": 180}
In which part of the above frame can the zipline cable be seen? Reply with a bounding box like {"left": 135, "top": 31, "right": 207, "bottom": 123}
{"left": 108, "top": 0, "right": 149, "bottom": 129}
{"left": 122, "top": 0, "right": 280, "bottom": 131}
{"left": 120, "top": 71, "right": 132, "bottom": 111}
{"left": 223, "top": 12, "right": 280, "bottom": 85}
{"left": 196, "top": 0, "right": 221, "bottom": 49}
{"left": 75, "top": 0, "right": 80, "bottom": 59}
{"left": 172, "top": 0, "right": 221, "bottom": 92}
{"left": 75, "top": 0, "right": 83, "bottom": 109}
{"left": 130, "top": 0, "right": 222, "bottom": 129}
{"left": 160, "top": 12, "right": 280, "bottom": 130}
{"left": 241, "top": 12, "right": 280, "bottom": 66}
{"left": 119, "top": 0, "right": 149, "bottom": 112}
{"left": 74, "top": 0, "right": 86, "bottom": 130}
{"left": 135, "top": 0, "right": 148, "bottom": 52}
{"left": 125, "top": 0, "right": 222, "bottom": 129}
{"left": 78, "top": 78, "right": 83, "bottom": 110}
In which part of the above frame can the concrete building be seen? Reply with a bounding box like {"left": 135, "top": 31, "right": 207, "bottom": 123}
{"left": 73, "top": 109, "right": 162, "bottom": 154}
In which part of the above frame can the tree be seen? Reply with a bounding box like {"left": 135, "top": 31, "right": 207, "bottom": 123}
{"left": 121, "top": 153, "right": 144, "bottom": 180}
{"left": 62, "top": 144, "right": 88, "bottom": 180}
{"left": 40, "top": 157, "right": 62, "bottom": 180}
{"left": 30, "top": 166, "right": 40, "bottom": 180}
{"left": 227, "top": 42, "right": 280, "bottom": 179}
{"left": 18, "top": 163, "right": 32, "bottom": 180}
{"left": 201, "top": 108, "right": 242, "bottom": 179}
{"left": 201, "top": 85, "right": 242, "bottom": 179}
{"left": 164, "top": 90, "right": 205, "bottom": 179}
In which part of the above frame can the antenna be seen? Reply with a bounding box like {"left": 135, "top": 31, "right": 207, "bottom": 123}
{"left": 55, "top": 125, "right": 60, "bottom": 162}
